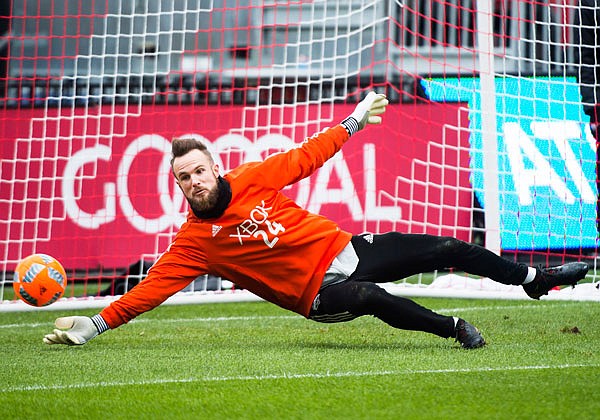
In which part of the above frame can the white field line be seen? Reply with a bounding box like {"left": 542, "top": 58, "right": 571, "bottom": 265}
{"left": 3, "top": 363, "right": 598, "bottom": 393}
{"left": 0, "top": 315, "right": 299, "bottom": 329}
{"left": 0, "top": 302, "right": 584, "bottom": 330}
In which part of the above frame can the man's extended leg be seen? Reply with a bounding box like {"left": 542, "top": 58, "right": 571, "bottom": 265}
{"left": 349, "top": 232, "right": 588, "bottom": 298}
{"left": 349, "top": 232, "right": 528, "bottom": 285}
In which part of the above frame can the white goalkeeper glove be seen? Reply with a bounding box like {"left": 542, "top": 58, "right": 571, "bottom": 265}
{"left": 341, "top": 91, "right": 388, "bottom": 135}
{"left": 43, "top": 315, "right": 108, "bottom": 346}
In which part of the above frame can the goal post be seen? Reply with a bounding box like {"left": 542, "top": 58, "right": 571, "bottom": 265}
{"left": 2, "top": 0, "right": 599, "bottom": 312}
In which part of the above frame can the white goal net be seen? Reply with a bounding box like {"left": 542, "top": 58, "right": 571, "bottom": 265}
{"left": 1, "top": 0, "right": 599, "bottom": 311}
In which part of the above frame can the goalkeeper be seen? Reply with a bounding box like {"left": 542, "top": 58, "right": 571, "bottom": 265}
{"left": 44, "top": 92, "right": 588, "bottom": 350}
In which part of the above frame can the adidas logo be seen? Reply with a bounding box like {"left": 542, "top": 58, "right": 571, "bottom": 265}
{"left": 362, "top": 233, "right": 374, "bottom": 244}
{"left": 212, "top": 225, "right": 222, "bottom": 237}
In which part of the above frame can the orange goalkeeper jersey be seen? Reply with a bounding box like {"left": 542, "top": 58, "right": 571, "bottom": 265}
{"left": 100, "top": 124, "right": 353, "bottom": 328}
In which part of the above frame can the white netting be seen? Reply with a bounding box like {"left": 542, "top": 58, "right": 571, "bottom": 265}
{"left": 1, "top": 1, "right": 598, "bottom": 311}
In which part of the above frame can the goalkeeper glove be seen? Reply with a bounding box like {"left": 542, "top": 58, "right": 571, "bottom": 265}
{"left": 43, "top": 314, "right": 109, "bottom": 346}
{"left": 341, "top": 91, "right": 388, "bottom": 136}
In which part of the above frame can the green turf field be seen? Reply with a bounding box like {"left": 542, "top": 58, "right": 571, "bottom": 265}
{"left": 2, "top": 298, "right": 599, "bottom": 419}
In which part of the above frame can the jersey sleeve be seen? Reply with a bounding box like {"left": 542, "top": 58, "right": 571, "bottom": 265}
{"left": 99, "top": 234, "right": 208, "bottom": 329}
{"left": 244, "top": 124, "right": 349, "bottom": 190}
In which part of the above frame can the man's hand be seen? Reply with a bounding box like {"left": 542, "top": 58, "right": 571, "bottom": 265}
{"left": 342, "top": 92, "right": 389, "bottom": 135}
{"left": 43, "top": 316, "right": 99, "bottom": 346}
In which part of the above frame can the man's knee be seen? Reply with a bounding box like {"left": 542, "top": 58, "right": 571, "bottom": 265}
{"left": 314, "top": 280, "right": 387, "bottom": 316}
{"left": 436, "top": 236, "right": 469, "bottom": 256}
{"left": 346, "top": 281, "right": 387, "bottom": 314}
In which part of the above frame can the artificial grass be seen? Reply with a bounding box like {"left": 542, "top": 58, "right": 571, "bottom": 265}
{"left": 1, "top": 299, "right": 599, "bottom": 419}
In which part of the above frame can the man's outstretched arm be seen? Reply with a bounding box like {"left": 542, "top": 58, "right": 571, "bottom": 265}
{"left": 43, "top": 242, "right": 205, "bottom": 346}
{"left": 254, "top": 91, "right": 389, "bottom": 189}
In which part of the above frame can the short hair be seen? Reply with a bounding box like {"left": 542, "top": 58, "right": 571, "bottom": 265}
{"left": 170, "top": 137, "right": 214, "bottom": 176}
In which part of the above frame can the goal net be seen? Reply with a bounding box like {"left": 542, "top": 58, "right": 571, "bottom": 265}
{"left": 1, "top": 0, "right": 599, "bottom": 312}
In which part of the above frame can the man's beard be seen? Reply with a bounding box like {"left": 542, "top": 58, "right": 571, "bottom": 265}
{"left": 187, "top": 183, "right": 220, "bottom": 214}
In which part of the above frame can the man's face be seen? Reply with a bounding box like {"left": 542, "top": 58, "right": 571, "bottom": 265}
{"left": 173, "top": 149, "right": 220, "bottom": 213}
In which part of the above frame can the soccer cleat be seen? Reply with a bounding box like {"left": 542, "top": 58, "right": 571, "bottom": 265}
{"left": 455, "top": 318, "right": 486, "bottom": 349}
{"left": 523, "top": 262, "right": 589, "bottom": 300}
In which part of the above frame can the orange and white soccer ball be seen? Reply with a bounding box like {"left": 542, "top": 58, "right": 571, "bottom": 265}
{"left": 13, "top": 254, "right": 67, "bottom": 307}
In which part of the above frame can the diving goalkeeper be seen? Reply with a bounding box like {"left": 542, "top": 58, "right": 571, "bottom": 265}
{"left": 44, "top": 92, "right": 588, "bottom": 350}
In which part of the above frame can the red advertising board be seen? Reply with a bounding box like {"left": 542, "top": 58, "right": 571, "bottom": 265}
{"left": 1, "top": 103, "right": 472, "bottom": 270}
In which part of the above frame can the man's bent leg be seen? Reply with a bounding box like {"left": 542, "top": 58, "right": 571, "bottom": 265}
{"left": 309, "top": 280, "right": 455, "bottom": 338}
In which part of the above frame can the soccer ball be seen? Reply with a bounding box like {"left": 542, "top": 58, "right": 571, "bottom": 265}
{"left": 13, "top": 254, "right": 67, "bottom": 307}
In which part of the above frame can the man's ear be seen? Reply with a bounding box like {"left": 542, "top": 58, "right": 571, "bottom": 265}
{"left": 212, "top": 163, "right": 220, "bottom": 178}
{"left": 173, "top": 173, "right": 182, "bottom": 189}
